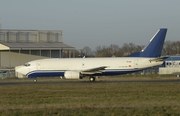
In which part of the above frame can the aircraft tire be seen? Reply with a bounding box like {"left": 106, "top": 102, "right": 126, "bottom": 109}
{"left": 33, "top": 79, "right": 37, "bottom": 83}
{"left": 89, "top": 76, "right": 95, "bottom": 82}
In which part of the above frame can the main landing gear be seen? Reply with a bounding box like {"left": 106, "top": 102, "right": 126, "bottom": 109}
{"left": 89, "top": 76, "right": 96, "bottom": 82}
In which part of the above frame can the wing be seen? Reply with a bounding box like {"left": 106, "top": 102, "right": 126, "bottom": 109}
{"left": 81, "top": 66, "right": 107, "bottom": 75}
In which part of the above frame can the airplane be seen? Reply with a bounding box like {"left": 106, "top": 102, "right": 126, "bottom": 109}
{"left": 15, "top": 28, "right": 168, "bottom": 82}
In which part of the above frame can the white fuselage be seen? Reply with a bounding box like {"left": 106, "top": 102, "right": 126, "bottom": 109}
{"left": 15, "top": 57, "right": 163, "bottom": 79}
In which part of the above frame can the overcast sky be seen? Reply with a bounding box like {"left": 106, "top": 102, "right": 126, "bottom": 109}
{"left": 0, "top": 0, "right": 180, "bottom": 50}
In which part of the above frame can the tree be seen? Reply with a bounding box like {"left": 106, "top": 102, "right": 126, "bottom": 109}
{"left": 78, "top": 46, "right": 95, "bottom": 57}
{"left": 163, "top": 41, "right": 180, "bottom": 55}
{"left": 81, "top": 40, "right": 180, "bottom": 57}
{"left": 120, "top": 43, "right": 143, "bottom": 56}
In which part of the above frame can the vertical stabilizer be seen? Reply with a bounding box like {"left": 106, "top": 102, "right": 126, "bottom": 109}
{"left": 127, "top": 28, "right": 167, "bottom": 57}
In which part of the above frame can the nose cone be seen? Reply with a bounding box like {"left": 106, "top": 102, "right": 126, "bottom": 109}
{"left": 15, "top": 66, "right": 28, "bottom": 78}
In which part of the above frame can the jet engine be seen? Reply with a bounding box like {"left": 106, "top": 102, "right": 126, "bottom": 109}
{"left": 64, "top": 71, "right": 81, "bottom": 79}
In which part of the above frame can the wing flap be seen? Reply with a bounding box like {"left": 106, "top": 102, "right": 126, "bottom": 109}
{"left": 81, "top": 66, "right": 107, "bottom": 75}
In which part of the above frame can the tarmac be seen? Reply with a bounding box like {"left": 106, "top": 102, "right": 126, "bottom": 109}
{"left": 1, "top": 78, "right": 180, "bottom": 86}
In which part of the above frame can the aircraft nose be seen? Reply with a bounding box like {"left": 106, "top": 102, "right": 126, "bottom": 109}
{"left": 15, "top": 66, "right": 28, "bottom": 78}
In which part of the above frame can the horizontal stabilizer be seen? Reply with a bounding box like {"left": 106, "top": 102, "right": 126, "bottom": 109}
{"left": 150, "top": 56, "right": 169, "bottom": 62}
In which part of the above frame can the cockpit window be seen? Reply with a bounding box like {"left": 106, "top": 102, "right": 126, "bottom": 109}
{"left": 24, "top": 63, "right": 31, "bottom": 67}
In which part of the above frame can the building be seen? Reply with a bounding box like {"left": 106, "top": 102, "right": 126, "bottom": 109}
{"left": 159, "top": 56, "right": 180, "bottom": 74}
{"left": 0, "top": 29, "right": 75, "bottom": 68}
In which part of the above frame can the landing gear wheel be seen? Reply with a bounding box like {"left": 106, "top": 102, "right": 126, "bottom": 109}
{"left": 33, "top": 79, "right": 37, "bottom": 83}
{"left": 89, "top": 76, "right": 95, "bottom": 82}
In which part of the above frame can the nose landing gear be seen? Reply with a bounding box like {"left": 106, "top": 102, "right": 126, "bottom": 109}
{"left": 33, "top": 78, "right": 37, "bottom": 83}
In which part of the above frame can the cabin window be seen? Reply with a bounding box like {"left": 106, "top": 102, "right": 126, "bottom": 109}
{"left": 24, "top": 63, "right": 31, "bottom": 67}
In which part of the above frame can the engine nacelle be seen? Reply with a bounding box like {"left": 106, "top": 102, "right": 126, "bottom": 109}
{"left": 64, "top": 71, "right": 80, "bottom": 79}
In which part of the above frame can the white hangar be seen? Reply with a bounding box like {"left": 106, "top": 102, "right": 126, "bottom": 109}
{"left": 0, "top": 29, "right": 75, "bottom": 68}
{"left": 159, "top": 56, "right": 180, "bottom": 74}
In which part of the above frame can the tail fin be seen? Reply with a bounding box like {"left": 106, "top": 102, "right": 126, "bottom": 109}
{"left": 127, "top": 28, "right": 167, "bottom": 57}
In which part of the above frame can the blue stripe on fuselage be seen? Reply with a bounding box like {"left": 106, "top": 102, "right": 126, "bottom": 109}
{"left": 93, "top": 69, "right": 142, "bottom": 76}
{"left": 27, "top": 70, "right": 65, "bottom": 78}
{"left": 26, "top": 69, "right": 142, "bottom": 78}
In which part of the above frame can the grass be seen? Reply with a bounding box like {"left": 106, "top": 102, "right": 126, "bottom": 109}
{"left": 0, "top": 76, "right": 180, "bottom": 115}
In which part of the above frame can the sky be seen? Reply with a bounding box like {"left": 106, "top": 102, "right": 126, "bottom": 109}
{"left": 0, "top": 0, "right": 180, "bottom": 50}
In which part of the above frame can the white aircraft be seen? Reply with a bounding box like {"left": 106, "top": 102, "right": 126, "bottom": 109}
{"left": 15, "top": 28, "right": 168, "bottom": 82}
